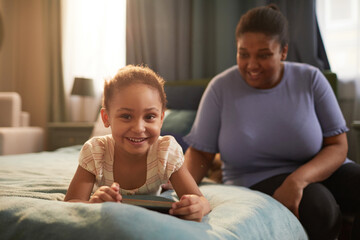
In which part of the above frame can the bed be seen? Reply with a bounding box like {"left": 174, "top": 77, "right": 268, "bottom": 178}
{"left": 0, "top": 81, "right": 308, "bottom": 240}
{"left": 0, "top": 145, "right": 306, "bottom": 240}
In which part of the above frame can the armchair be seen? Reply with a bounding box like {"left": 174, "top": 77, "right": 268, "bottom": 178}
{"left": 0, "top": 92, "right": 44, "bottom": 155}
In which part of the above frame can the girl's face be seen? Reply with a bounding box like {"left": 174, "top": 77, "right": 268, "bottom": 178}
{"left": 101, "top": 83, "right": 164, "bottom": 158}
{"left": 236, "top": 32, "right": 288, "bottom": 89}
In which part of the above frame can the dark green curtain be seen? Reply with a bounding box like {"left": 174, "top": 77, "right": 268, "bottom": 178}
{"left": 126, "top": 0, "right": 193, "bottom": 81}
{"left": 272, "top": 0, "right": 330, "bottom": 70}
{"left": 126, "top": 0, "right": 329, "bottom": 81}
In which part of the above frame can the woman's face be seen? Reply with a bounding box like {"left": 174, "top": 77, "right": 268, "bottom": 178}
{"left": 236, "top": 32, "right": 288, "bottom": 89}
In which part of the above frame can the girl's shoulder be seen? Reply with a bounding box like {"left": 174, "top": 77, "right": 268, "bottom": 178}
{"left": 81, "top": 134, "right": 114, "bottom": 153}
{"left": 151, "top": 136, "right": 184, "bottom": 162}
{"left": 151, "top": 136, "right": 184, "bottom": 177}
{"left": 156, "top": 135, "right": 182, "bottom": 151}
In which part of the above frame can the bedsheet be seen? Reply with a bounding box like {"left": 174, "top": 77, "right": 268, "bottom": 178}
{"left": 0, "top": 146, "right": 308, "bottom": 240}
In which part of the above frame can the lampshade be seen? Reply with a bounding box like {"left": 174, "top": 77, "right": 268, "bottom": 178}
{"left": 71, "top": 77, "right": 95, "bottom": 97}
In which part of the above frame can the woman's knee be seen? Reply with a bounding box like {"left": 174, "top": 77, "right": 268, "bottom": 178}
{"left": 299, "top": 183, "right": 342, "bottom": 240}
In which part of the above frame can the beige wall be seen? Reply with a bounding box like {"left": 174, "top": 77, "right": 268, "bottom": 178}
{"left": 0, "top": 0, "right": 48, "bottom": 141}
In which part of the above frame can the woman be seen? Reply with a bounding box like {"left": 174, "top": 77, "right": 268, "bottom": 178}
{"left": 183, "top": 4, "right": 360, "bottom": 239}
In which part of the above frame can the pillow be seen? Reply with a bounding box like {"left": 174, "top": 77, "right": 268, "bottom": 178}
{"left": 161, "top": 109, "right": 197, "bottom": 152}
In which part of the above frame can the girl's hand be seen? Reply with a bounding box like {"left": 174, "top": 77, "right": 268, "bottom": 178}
{"left": 89, "top": 182, "right": 122, "bottom": 203}
{"left": 169, "top": 194, "right": 211, "bottom": 222}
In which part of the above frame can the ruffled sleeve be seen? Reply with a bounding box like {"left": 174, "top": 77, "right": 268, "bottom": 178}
{"left": 78, "top": 136, "right": 107, "bottom": 181}
{"left": 312, "top": 68, "right": 349, "bottom": 137}
{"left": 156, "top": 135, "right": 184, "bottom": 182}
{"left": 323, "top": 126, "right": 349, "bottom": 138}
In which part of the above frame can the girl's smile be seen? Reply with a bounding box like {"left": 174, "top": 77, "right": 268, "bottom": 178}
{"left": 126, "top": 137, "right": 148, "bottom": 143}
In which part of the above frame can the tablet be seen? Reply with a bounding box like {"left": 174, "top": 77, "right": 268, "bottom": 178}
{"left": 122, "top": 195, "right": 176, "bottom": 214}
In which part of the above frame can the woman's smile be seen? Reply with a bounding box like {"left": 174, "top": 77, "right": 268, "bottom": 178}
{"left": 247, "top": 71, "right": 262, "bottom": 80}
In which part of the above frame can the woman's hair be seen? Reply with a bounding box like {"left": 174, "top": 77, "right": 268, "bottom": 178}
{"left": 235, "top": 4, "right": 289, "bottom": 48}
{"left": 102, "top": 65, "right": 167, "bottom": 111}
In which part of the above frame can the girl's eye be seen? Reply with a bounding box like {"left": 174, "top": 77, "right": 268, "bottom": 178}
{"left": 120, "top": 114, "right": 131, "bottom": 120}
{"left": 145, "top": 114, "right": 156, "bottom": 120}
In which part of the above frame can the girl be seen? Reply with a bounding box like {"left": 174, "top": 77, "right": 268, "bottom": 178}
{"left": 65, "top": 65, "right": 211, "bottom": 222}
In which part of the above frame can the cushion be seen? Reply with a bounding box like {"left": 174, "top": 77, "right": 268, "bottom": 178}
{"left": 164, "top": 79, "right": 210, "bottom": 110}
{"left": 161, "top": 109, "right": 197, "bottom": 152}
{"left": 0, "top": 92, "right": 22, "bottom": 127}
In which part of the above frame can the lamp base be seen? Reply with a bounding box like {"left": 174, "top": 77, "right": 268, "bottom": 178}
{"left": 70, "top": 96, "right": 98, "bottom": 122}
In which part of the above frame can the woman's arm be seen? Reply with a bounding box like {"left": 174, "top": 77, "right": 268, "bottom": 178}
{"left": 287, "top": 133, "right": 347, "bottom": 187}
{"left": 184, "top": 146, "right": 216, "bottom": 184}
{"left": 273, "top": 133, "right": 348, "bottom": 218}
{"left": 169, "top": 165, "right": 211, "bottom": 222}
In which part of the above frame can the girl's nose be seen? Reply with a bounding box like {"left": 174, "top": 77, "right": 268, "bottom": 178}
{"left": 131, "top": 119, "right": 145, "bottom": 133}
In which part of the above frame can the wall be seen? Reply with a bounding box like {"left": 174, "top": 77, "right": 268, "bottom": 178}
{"left": 0, "top": 0, "right": 48, "bottom": 146}
{"left": 0, "top": 1, "right": 358, "bottom": 157}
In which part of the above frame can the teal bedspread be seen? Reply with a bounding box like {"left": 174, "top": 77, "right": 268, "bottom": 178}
{"left": 0, "top": 146, "right": 308, "bottom": 240}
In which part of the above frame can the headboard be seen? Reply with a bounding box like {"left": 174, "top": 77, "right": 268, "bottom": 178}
{"left": 164, "top": 79, "right": 211, "bottom": 110}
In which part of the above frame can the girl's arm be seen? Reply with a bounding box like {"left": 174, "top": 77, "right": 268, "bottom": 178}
{"left": 273, "top": 133, "right": 348, "bottom": 218}
{"left": 64, "top": 165, "right": 122, "bottom": 203}
{"left": 184, "top": 146, "right": 216, "bottom": 184}
{"left": 169, "top": 165, "right": 211, "bottom": 222}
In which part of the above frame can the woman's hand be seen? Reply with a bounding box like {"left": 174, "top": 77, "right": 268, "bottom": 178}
{"left": 273, "top": 134, "right": 348, "bottom": 219}
{"left": 272, "top": 177, "right": 304, "bottom": 219}
{"left": 169, "top": 194, "right": 211, "bottom": 222}
{"left": 89, "top": 182, "right": 122, "bottom": 203}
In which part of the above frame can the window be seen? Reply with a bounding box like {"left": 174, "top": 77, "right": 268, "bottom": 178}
{"left": 317, "top": 0, "right": 360, "bottom": 80}
{"left": 62, "top": 0, "right": 126, "bottom": 121}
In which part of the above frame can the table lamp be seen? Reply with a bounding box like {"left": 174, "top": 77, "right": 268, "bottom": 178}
{"left": 71, "top": 77, "right": 95, "bottom": 121}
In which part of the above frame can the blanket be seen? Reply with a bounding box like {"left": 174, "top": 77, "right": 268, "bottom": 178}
{"left": 0, "top": 146, "right": 308, "bottom": 240}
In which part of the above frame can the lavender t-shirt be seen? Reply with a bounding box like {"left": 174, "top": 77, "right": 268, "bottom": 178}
{"left": 184, "top": 62, "right": 350, "bottom": 187}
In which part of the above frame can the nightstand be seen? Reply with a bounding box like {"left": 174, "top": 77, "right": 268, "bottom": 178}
{"left": 47, "top": 122, "right": 94, "bottom": 151}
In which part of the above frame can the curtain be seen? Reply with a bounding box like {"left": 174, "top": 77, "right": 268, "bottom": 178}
{"left": 42, "top": 0, "right": 67, "bottom": 123}
{"left": 126, "top": 0, "right": 329, "bottom": 82}
{"left": 0, "top": 8, "right": 3, "bottom": 52}
{"left": 126, "top": 0, "right": 194, "bottom": 81}
{"left": 126, "top": 0, "right": 247, "bottom": 81}
{"left": 0, "top": 0, "right": 53, "bottom": 130}
{"left": 274, "top": 0, "right": 330, "bottom": 70}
